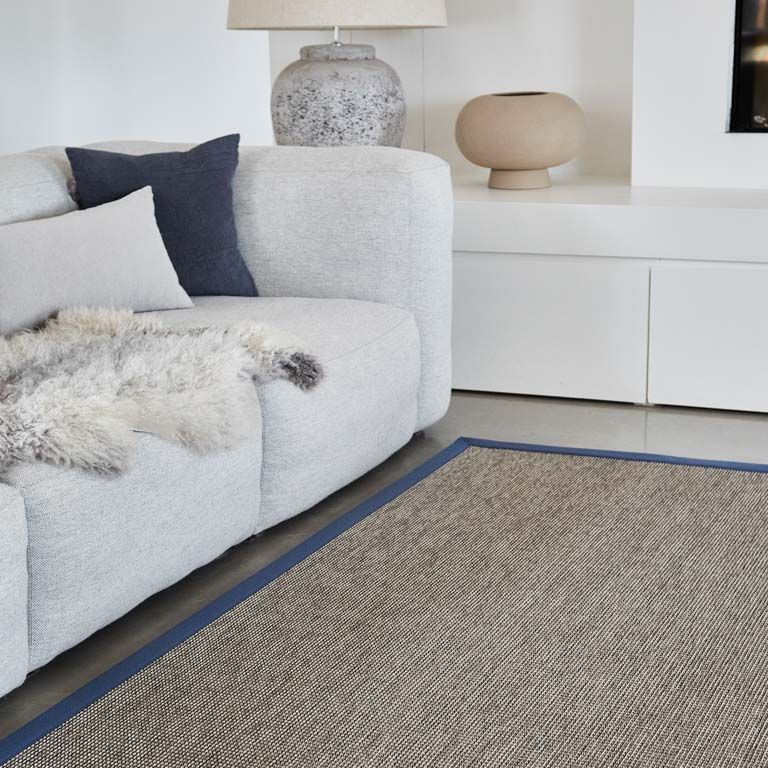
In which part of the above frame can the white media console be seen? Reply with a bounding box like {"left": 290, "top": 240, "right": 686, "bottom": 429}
{"left": 452, "top": 175, "right": 768, "bottom": 413}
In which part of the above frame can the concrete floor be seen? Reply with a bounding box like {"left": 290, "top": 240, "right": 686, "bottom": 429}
{"left": 2, "top": 390, "right": 768, "bottom": 739}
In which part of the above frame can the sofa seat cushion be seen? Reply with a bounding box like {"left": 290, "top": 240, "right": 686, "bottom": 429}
{"left": 2, "top": 431, "right": 262, "bottom": 670}
{"left": 158, "top": 296, "right": 422, "bottom": 529}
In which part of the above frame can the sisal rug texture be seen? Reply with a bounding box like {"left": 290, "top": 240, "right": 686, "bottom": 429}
{"left": 3, "top": 441, "right": 768, "bottom": 767}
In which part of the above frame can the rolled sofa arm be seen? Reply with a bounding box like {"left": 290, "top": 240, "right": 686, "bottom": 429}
{"left": 0, "top": 483, "right": 28, "bottom": 697}
{"left": 233, "top": 146, "right": 453, "bottom": 430}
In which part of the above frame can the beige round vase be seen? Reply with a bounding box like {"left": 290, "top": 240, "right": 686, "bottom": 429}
{"left": 455, "top": 92, "right": 586, "bottom": 190}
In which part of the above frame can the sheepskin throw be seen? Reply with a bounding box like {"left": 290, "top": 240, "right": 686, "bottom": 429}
{"left": 0, "top": 307, "right": 323, "bottom": 474}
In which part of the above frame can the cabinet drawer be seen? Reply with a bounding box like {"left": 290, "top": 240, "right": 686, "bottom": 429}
{"left": 453, "top": 253, "right": 649, "bottom": 403}
{"left": 649, "top": 264, "right": 768, "bottom": 412}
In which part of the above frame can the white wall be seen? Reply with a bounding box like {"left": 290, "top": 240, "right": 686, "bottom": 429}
{"left": 1, "top": 0, "right": 273, "bottom": 154}
{"left": 0, "top": 1, "right": 66, "bottom": 153}
{"left": 422, "top": 0, "right": 634, "bottom": 178}
{"left": 270, "top": 0, "right": 635, "bottom": 178}
{"left": 632, "top": 0, "right": 768, "bottom": 189}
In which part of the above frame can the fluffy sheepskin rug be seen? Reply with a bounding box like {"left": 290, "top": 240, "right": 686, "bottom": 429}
{"left": 0, "top": 307, "right": 323, "bottom": 474}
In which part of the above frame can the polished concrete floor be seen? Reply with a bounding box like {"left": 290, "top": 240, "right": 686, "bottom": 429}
{"left": 2, "top": 390, "right": 768, "bottom": 739}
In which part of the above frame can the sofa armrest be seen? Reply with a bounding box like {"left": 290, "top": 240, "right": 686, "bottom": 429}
{"left": 0, "top": 483, "right": 28, "bottom": 697}
{"left": 233, "top": 146, "right": 453, "bottom": 429}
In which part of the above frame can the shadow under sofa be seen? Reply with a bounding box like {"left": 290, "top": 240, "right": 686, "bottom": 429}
{"left": 0, "top": 142, "right": 453, "bottom": 697}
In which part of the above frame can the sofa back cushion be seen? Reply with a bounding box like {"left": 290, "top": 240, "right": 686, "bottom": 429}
{"left": 0, "top": 186, "right": 192, "bottom": 336}
{"left": 0, "top": 152, "right": 77, "bottom": 226}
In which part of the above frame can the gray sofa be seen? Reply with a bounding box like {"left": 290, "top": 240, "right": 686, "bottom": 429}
{"left": 0, "top": 142, "right": 453, "bottom": 698}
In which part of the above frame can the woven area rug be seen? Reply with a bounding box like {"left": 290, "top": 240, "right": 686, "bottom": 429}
{"left": 3, "top": 437, "right": 768, "bottom": 767}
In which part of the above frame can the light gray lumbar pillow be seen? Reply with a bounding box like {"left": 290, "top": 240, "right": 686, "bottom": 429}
{"left": 0, "top": 186, "right": 192, "bottom": 335}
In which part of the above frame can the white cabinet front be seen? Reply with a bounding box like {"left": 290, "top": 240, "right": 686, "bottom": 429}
{"left": 649, "top": 264, "right": 768, "bottom": 413}
{"left": 453, "top": 253, "right": 650, "bottom": 403}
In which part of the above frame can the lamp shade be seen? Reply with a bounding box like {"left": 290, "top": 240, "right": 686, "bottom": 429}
{"left": 227, "top": 0, "right": 447, "bottom": 30}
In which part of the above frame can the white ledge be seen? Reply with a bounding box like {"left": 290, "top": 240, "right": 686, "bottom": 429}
{"left": 453, "top": 173, "right": 768, "bottom": 263}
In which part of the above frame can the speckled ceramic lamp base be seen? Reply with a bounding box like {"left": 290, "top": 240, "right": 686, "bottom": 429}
{"left": 271, "top": 43, "right": 406, "bottom": 147}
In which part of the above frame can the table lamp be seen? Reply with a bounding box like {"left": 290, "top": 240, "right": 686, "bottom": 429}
{"left": 227, "top": 0, "right": 447, "bottom": 147}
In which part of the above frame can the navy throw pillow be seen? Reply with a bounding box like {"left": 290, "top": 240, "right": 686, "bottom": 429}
{"left": 66, "top": 135, "right": 256, "bottom": 297}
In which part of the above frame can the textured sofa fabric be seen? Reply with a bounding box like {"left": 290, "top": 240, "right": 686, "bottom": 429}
{"left": 230, "top": 146, "right": 453, "bottom": 431}
{"left": 2, "top": 431, "right": 262, "bottom": 670}
{"left": 56, "top": 141, "right": 453, "bottom": 431}
{"left": 0, "top": 142, "right": 452, "bottom": 698}
{"left": 0, "top": 484, "right": 28, "bottom": 696}
{"left": 159, "top": 297, "right": 421, "bottom": 529}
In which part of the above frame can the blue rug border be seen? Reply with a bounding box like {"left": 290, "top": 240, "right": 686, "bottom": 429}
{"left": 3, "top": 436, "right": 768, "bottom": 762}
{"left": 462, "top": 437, "right": 768, "bottom": 474}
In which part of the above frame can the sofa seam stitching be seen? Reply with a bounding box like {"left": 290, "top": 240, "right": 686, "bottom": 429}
{"left": 318, "top": 315, "right": 416, "bottom": 364}
{"left": 256, "top": 315, "right": 416, "bottom": 395}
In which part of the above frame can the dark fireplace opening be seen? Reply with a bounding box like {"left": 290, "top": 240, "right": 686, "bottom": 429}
{"left": 731, "top": 0, "right": 768, "bottom": 131}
